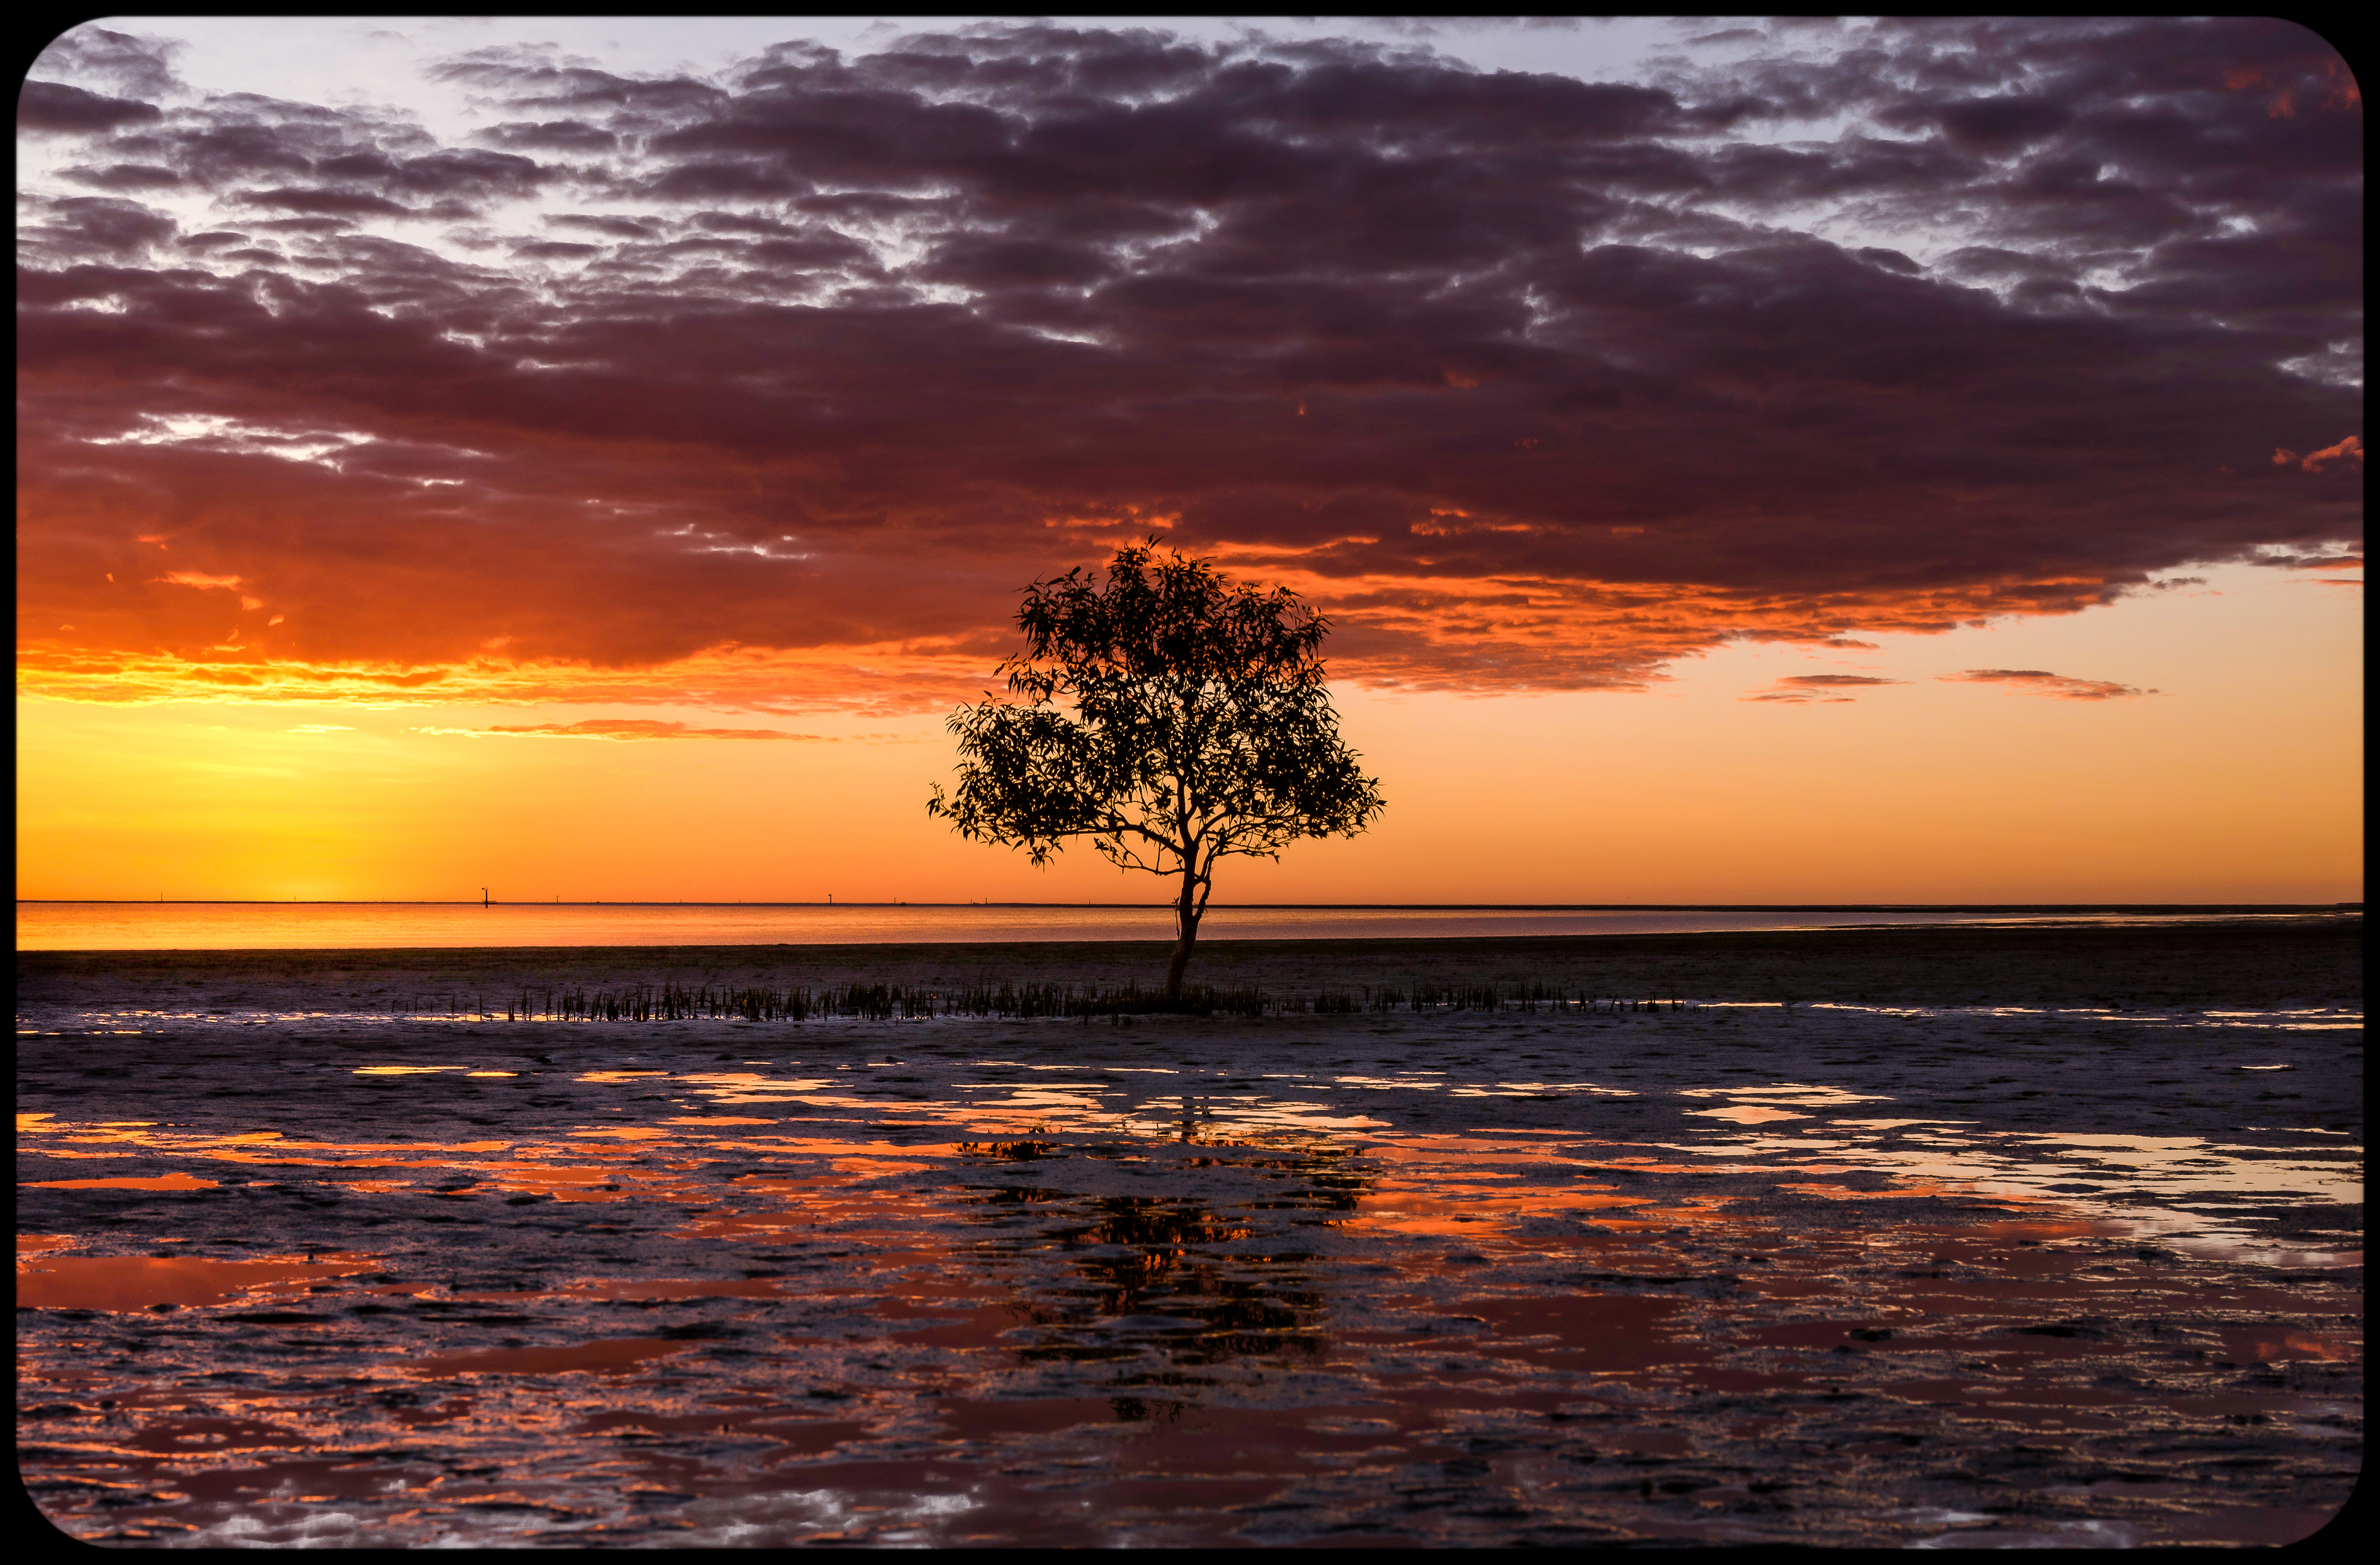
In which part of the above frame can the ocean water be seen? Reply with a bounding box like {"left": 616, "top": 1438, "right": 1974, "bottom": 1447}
{"left": 11, "top": 901, "right": 2338, "bottom": 952}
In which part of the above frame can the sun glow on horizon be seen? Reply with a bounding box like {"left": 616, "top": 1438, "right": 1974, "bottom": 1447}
{"left": 17, "top": 561, "right": 2360, "bottom": 907}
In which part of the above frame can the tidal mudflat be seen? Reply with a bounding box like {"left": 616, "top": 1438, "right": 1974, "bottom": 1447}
{"left": 18, "top": 920, "right": 2362, "bottom": 1547}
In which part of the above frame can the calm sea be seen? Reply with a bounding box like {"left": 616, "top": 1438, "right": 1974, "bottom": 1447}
{"left": 13, "top": 901, "right": 2342, "bottom": 952}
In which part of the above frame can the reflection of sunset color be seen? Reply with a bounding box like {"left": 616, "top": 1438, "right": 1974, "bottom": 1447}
{"left": 20, "top": 925, "right": 2362, "bottom": 1547}
{"left": 19, "top": 1096, "right": 2358, "bottom": 1543}
{"left": 14, "top": 1250, "right": 376, "bottom": 1311}
{"left": 15, "top": 17, "right": 2360, "bottom": 905}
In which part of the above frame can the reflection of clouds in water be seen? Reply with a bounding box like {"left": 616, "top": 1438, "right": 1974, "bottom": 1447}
{"left": 1679, "top": 1082, "right": 1892, "bottom": 1124}
{"left": 1679, "top": 1084, "right": 1893, "bottom": 1105}
{"left": 22, "top": 1039, "right": 2358, "bottom": 1299}
{"left": 679, "top": 1488, "right": 981, "bottom": 1549}
{"left": 22, "top": 1084, "right": 2360, "bottom": 1547}
{"left": 1646, "top": 1116, "right": 2360, "bottom": 1262}
{"left": 34, "top": 1005, "right": 2352, "bottom": 1244}
{"left": 667, "top": 1065, "right": 1406, "bottom": 1142}
{"left": 23, "top": 1027, "right": 2365, "bottom": 1542}
{"left": 16, "top": 1249, "right": 382, "bottom": 1309}
{"left": 827, "top": 1488, "right": 982, "bottom": 1539}
{"left": 22, "top": 925, "right": 2362, "bottom": 1551}
{"left": 25, "top": 1049, "right": 2357, "bottom": 1273}
{"left": 1686, "top": 1105, "right": 1808, "bottom": 1124}
{"left": 1806, "top": 1002, "right": 2362, "bottom": 1033}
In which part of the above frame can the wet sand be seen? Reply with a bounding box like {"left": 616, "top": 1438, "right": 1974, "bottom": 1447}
{"left": 17, "top": 918, "right": 2363, "bottom": 1546}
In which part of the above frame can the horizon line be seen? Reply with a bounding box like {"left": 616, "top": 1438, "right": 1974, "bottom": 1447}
{"left": 17, "top": 899, "right": 2362, "bottom": 911}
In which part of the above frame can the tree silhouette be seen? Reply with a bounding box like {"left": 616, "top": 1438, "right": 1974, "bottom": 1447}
{"left": 930, "top": 540, "right": 1385, "bottom": 997}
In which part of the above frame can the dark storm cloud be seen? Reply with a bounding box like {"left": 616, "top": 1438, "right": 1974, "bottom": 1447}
{"left": 16, "top": 17, "right": 2362, "bottom": 705}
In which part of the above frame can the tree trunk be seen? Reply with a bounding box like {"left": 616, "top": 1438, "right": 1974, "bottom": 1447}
{"left": 1164, "top": 870, "right": 1201, "bottom": 1000}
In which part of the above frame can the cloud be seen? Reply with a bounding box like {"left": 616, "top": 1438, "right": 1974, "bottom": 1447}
{"left": 16, "top": 18, "right": 2363, "bottom": 710}
{"left": 2298, "top": 434, "right": 2364, "bottom": 472}
{"left": 29, "top": 26, "right": 185, "bottom": 101}
{"left": 1742, "top": 672, "right": 1905, "bottom": 704}
{"left": 18, "top": 80, "right": 164, "bottom": 135}
{"left": 470, "top": 718, "right": 828, "bottom": 740}
{"left": 2248, "top": 549, "right": 2362, "bottom": 570}
{"left": 1939, "top": 669, "right": 2158, "bottom": 701}
{"left": 13, "top": 643, "right": 995, "bottom": 717}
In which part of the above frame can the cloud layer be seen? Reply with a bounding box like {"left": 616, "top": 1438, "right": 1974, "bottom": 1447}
{"left": 1743, "top": 673, "right": 1906, "bottom": 704}
{"left": 17, "top": 18, "right": 2362, "bottom": 709}
{"left": 1939, "top": 669, "right": 2157, "bottom": 701}
{"left": 477, "top": 718, "right": 824, "bottom": 740}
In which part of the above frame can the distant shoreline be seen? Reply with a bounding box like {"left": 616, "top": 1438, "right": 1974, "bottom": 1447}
{"left": 15, "top": 899, "right": 2362, "bottom": 911}
{"left": 16, "top": 916, "right": 2361, "bottom": 1015}
{"left": 17, "top": 905, "right": 2359, "bottom": 961}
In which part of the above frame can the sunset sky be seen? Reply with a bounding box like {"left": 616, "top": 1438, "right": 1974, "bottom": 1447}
{"left": 16, "top": 16, "right": 2362, "bottom": 905}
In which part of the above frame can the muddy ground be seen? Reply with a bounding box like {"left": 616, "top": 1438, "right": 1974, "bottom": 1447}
{"left": 17, "top": 918, "right": 2363, "bottom": 1546}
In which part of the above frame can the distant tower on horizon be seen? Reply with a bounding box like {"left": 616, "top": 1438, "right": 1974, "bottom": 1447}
{"left": 482, "top": 887, "right": 489, "bottom": 908}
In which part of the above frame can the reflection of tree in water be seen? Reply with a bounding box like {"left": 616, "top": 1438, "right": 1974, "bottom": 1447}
{"left": 1189, "top": 1148, "right": 1366, "bottom": 1219}
{"left": 958, "top": 1143, "right": 1373, "bottom": 1375}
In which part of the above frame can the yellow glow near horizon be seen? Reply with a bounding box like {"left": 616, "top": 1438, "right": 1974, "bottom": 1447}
{"left": 15, "top": 562, "right": 2361, "bottom": 905}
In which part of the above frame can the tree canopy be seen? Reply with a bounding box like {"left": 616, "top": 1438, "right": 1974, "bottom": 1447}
{"left": 929, "top": 541, "right": 1385, "bottom": 996}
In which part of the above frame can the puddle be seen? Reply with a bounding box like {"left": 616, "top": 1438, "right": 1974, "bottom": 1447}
{"left": 23, "top": 1172, "right": 219, "bottom": 1191}
{"left": 16, "top": 1251, "right": 380, "bottom": 1310}
{"left": 1686, "top": 1105, "right": 1808, "bottom": 1124}
{"left": 1804, "top": 1003, "right": 2364, "bottom": 1035}
{"left": 560, "top": 1278, "right": 795, "bottom": 1301}
{"left": 406, "top": 1338, "right": 693, "bottom": 1378}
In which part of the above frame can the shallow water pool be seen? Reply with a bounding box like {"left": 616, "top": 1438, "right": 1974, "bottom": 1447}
{"left": 17, "top": 1001, "right": 2361, "bottom": 1546}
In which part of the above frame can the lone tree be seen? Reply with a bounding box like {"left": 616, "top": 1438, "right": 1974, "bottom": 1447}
{"left": 929, "top": 540, "right": 1385, "bottom": 998}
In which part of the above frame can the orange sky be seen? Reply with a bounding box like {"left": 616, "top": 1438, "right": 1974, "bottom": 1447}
{"left": 17, "top": 559, "right": 2359, "bottom": 904}
{"left": 15, "top": 19, "right": 2363, "bottom": 905}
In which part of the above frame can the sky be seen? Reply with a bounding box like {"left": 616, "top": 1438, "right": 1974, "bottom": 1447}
{"left": 15, "top": 16, "right": 2363, "bottom": 904}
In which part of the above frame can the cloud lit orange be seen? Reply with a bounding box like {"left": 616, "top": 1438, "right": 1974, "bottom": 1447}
{"left": 1938, "top": 670, "right": 2157, "bottom": 702}
{"left": 16, "top": 19, "right": 2360, "bottom": 714}
{"left": 473, "top": 719, "right": 826, "bottom": 741}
